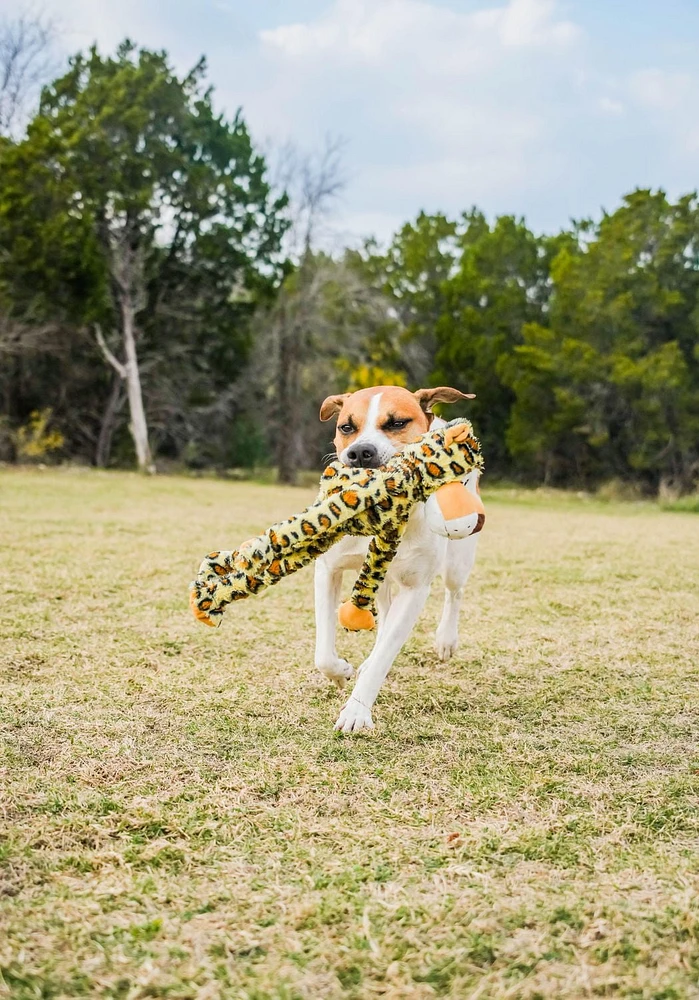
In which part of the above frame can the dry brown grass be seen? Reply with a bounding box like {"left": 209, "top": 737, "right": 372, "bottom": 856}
{"left": 1, "top": 467, "right": 699, "bottom": 999}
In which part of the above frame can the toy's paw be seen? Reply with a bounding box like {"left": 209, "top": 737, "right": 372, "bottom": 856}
{"left": 338, "top": 602, "right": 375, "bottom": 631}
{"left": 435, "top": 627, "right": 459, "bottom": 661}
{"left": 317, "top": 657, "right": 354, "bottom": 689}
{"left": 190, "top": 587, "right": 218, "bottom": 627}
{"left": 334, "top": 696, "right": 375, "bottom": 734}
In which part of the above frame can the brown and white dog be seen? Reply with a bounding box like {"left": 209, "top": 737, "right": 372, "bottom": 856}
{"left": 315, "top": 384, "right": 480, "bottom": 733}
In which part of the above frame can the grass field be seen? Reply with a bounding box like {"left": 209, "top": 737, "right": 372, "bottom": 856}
{"left": 2, "top": 468, "right": 699, "bottom": 999}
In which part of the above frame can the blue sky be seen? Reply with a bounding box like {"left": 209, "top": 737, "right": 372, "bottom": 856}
{"left": 4, "top": 0, "right": 699, "bottom": 245}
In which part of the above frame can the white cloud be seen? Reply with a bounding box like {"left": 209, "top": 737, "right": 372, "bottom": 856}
{"left": 624, "top": 68, "right": 699, "bottom": 156}
{"left": 598, "top": 96, "right": 625, "bottom": 116}
{"left": 261, "top": 0, "right": 580, "bottom": 68}
{"left": 251, "top": 1, "right": 699, "bottom": 243}
{"left": 490, "top": 0, "right": 580, "bottom": 48}
{"left": 628, "top": 68, "right": 693, "bottom": 112}
{"left": 50, "top": 0, "right": 163, "bottom": 57}
{"left": 583, "top": 65, "right": 699, "bottom": 159}
{"left": 0, "top": 0, "right": 230, "bottom": 84}
{"left": 3, "top": 0, "right": 698, "bottom": 244}
{"left": 253, "top": 0, "right": 585, "bottom": 241}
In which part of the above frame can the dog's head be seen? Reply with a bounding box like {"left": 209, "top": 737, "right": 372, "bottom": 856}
{"left": 319, "top": 385, "right": 475, "bottom": 468}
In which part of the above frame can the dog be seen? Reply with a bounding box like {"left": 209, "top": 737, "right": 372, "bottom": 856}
{"left": 314, "top": 384, "right": 481, "bottom": 733}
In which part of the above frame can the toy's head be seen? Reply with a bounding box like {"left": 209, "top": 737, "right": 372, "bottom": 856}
{"left": 319, "top": 385, "right": 475, "bottom": 469}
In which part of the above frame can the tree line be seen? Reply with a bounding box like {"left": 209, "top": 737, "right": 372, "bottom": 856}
{"left": 1, "top": 29, "right": 697, "bottom": 495}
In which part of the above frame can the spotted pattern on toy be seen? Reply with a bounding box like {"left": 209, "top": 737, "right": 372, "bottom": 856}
{"left": 190, "top": 419, "right": 483, "bottom": 630}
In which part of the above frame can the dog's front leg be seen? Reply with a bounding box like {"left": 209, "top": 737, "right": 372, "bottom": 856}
{"left": 314, "top": 557, "right": 353, "bottom": 688}
{"left": 376, "top": 580, "right": 393, "bottom": 634}
{"left": 334, "top": 584, "right": 431, "bottom": 733}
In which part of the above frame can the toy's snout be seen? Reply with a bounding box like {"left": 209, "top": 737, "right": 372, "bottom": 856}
{"left": 425, "top": 482, "right": 485, "bottom": 540}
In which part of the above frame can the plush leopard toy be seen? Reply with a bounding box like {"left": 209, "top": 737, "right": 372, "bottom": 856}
{"left": 190, "top": 419, "right": 484, "bottom": 632}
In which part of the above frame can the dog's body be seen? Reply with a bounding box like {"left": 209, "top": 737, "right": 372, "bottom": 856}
{"left": 314, "top": 385, "right": 480, "bottom": 733}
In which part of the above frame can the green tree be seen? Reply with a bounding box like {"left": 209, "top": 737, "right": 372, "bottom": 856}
{"left": 355, "top": 212, "right": 461, "bottom": 384}
{"left": 433, "top": 213, "right": 559, "bottom": 470}
{"left": 497, "top": 323, "right": 606, "bottom": 484}
{"left": 502, "top": 191, "right": 699, "bottom": 491}
{"left": 0, "top": 41, "right": 287, "bottom": 469}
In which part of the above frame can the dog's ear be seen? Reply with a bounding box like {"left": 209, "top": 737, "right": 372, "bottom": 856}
{"left": 414, "top": 387, "right": 475, "bottom": 415}
{"left": 319, "top": 393, "right": 350, "bottom": 422}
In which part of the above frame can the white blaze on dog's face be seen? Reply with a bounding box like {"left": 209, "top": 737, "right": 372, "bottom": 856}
{"left": 319, "top": 385, "right": 475, "bottom": 468}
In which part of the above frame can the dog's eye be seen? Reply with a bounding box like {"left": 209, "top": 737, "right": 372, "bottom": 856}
{"left": 339, "top": 422, "right": 355, "bottom": 435}
{"left": 384, "top": 418, "right": 411, "bottom": 431}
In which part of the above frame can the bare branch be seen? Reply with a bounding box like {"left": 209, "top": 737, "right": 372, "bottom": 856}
{"left": 300, "top": 134, "right": 348, "bottom": 254}
{"left": 108, "top": 226, "right": 148, "bottom": 313}
{"left": 267, "top": 138, "right": 299, "bottom": 196}
{"left": 268, "top": 134, "right": 348, "bottom": 258}
{"left": 94, "top": 323, "right": 127, "bottom": 379}
{"left": 0, "top": 8, "right": 56, "bottom": 138}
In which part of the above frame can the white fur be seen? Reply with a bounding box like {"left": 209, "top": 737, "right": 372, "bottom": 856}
{"left": 314, "top": 415, "right": 480, "bottom": 733}
{"left": 338, "top": 392, "right": 396, "bottom": 467}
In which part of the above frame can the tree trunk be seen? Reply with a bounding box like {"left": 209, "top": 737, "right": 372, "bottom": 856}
{"left": 543, "top": 453, "right": 553, "bottom": 487}
{"left": 275, "top": 316, "right": 302, "bottom": 485}
{"left": 95, "top": 374, "right": 125, "bottom": 467}
{"left": 121, "top": 295, "right": 155, "bottom": 474}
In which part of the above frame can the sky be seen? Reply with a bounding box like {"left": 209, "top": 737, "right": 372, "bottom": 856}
{"left": 4, "top": 0, "right": 699, "bottom": 246}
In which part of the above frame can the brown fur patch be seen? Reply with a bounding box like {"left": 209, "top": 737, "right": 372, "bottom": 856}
{"left": 332, "top": 386, "right": 432, "bottom": 458}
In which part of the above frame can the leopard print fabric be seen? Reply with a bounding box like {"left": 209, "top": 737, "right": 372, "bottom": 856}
{"left": 190, "top": 418, "right": 483, "bottom": 628}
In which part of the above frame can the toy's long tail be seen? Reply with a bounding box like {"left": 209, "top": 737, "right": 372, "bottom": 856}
{"left": 190, "top": 517, "right": 347, "bottom": 627}
{"left": 189, "top": 462, "right": 409, "bottom": 627}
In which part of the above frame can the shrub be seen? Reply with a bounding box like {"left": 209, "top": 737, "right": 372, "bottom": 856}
{"left": 15, "top": 409, "right": 64, "bottom": 461}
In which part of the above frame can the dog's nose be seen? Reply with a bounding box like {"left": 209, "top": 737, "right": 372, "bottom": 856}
{"left": 346, "top": 443, "right": 380, "bottom": 468}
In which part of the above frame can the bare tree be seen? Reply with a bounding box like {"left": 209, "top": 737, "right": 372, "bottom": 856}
{"left": 94, "top": 375, "right": 126, "bottom": 468}
{"left": 0, "top": 9, "right": 54, "bottom": 138}
{"left": 272, "top": 135, "right": 347, "bottom": 259}
{"left": 269, "top": 257, "right": 392, "bottom": 482}
{"left": 264, "top": 136, "right": 353, "bottom": 484}
{"left": 94, "top": 227, "right": 155, "bottom": 473}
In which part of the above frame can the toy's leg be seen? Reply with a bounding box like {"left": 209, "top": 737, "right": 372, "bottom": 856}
{"left": 314, "top": 558, "right": 353, "bottom": 688}
{"left": 435, "top": 534, "right": 478, "bottom": 661}
{"left": 334, "top": 584, "right": 431, "bottom": 733}
{"left": 338, "top": 532, "right": 402, "bottom": 632}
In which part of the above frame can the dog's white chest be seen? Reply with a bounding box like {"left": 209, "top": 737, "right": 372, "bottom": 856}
{"left": 387, "top": 504, "right": 446, "bottom": 586}
{"left": 319, "top": 502, "right": 445, "bottom": 587}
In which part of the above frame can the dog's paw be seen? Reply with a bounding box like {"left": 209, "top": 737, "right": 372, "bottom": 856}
{"left": 434, "top": 629, "right": 459, "bottom": 661}
{"left": 316, "top": 657, "right": 354, "bottom": 689}
{"left": 334, "top": 696, "right": 375, "bottom": 734}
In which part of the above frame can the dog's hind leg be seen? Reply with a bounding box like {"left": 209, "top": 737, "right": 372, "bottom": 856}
{"left": 314, "top": 557, "right": 353, "bottom": 688}
{"left": 435, "top": 534, "right": 478, "bottom": 661}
